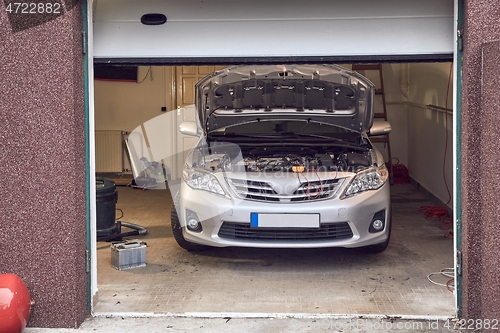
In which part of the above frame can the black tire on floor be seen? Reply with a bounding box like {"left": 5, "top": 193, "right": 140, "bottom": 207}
{"left": 365, "top": 210, "right": 392, "bottom": 253}
{"left": 170, "top": 197, "right": 208, "bottom": 251}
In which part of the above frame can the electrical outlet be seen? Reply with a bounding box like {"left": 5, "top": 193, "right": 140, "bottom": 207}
{"left": 161, "top": 106, "right": 167, "bottom": 112}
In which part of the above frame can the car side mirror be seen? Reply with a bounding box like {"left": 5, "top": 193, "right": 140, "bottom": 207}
{"left": 179, "top": 122, "right": 199, "bottom": 136}
{"left": 369, "top": 119, "right": 392, "bottom": 136}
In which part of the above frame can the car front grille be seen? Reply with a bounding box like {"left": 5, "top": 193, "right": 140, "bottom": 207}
{"left": 291, "top": 179, "right": 343, "bottom": 202}
{"left": 226, "top": 178, "right": 344, "bottom": 203}
{"left": 226, "top": 179, "right": 280, "bottom": 202}
{"left": 218, "top": 222, "right": 353, "bottom": 241}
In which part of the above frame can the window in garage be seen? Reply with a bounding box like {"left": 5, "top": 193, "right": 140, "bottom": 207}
{"left": 88, "top": 0, "right": 458, "bottom": 318}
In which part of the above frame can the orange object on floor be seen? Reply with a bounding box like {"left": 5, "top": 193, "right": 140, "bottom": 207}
{"left": 0, "top": 274, "right": 33, "bottom": 333}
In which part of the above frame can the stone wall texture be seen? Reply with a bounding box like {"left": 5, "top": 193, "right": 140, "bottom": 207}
{"left": 0, "top": 1, "right": 88, "bottom": 328}
{"left": 461, "top": 0, "right": 500, "bottom": 324}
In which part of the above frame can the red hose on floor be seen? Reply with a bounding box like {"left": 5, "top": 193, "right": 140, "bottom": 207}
{"left": 418, "top": 205, "right": 453, "bottom": 238}
{"left": 391, "top": 158, "right": 409, "bottom": 184}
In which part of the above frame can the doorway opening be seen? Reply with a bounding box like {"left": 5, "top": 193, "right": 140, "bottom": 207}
{"left": 90, "top": 63, "right": 456, "bottom": 317}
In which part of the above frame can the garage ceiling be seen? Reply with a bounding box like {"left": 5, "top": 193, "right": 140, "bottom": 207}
{"left": 93, "top": 0, "right": 454, "bottom": 64}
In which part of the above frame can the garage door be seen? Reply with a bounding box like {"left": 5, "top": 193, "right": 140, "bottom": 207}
{"left": 93, "top": 0, "right": 454, "bottom": 64}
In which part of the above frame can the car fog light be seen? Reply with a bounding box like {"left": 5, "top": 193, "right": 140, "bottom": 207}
{"left": 369, "top": 210, "right": 386, "bottom": 233}
{"left": 186, "top": 211, "right": 202, "bottom": 232}
{"left": 372, "top": 219, "right": 384, "bottom": 231}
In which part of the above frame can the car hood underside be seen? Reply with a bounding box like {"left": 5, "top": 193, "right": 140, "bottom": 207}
{"left": 195, "top": 64, "right": 375, "bottom": 134}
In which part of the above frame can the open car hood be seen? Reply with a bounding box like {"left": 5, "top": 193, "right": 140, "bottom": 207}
{"left": 195, "top": 64, "right": 375, "bottom": 134}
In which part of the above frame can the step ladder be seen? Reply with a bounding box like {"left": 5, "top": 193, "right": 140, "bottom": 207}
{"left": 352, "top": 64, "right": 393, "bottom": 184}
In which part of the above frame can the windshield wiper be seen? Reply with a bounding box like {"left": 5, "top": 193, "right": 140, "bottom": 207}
{"left": 213, "top": 132, "right": 337, "bottom": 140}
{"left": 280, "top": 132, "right": 369, "bottom": 150}
{"left": 279, "top": 132, "right": 334, "bottom": 140}
{"left": 209, "top": 132, "right": 364, "bottom": 149}
{"left": 209, "top": 132, "right": 281, "bottom": 139}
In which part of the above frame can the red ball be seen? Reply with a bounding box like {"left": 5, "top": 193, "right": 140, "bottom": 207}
{"left": 0, "top": 274, "right": 33, "bottom": 333}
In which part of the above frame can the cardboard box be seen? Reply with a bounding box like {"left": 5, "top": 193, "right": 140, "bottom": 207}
{"left": 111, "top": 240, "right": 146, "bottom": 270}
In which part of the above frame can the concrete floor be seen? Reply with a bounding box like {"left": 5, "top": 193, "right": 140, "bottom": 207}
{"left": 26, "top": 316, "right": 462, "bottom": 333}
{"left": 93, "top": 182, "right": 455, "bottom": 317}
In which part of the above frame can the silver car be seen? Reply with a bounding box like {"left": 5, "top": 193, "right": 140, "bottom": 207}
{"left": 171, "top": 64, "right": 392, "bottom": 252}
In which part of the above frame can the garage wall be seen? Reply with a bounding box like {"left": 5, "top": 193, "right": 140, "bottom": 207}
{"left": 353, "top": 62, "right": 453, "bottom": 208}
{"left": 472, "top": 40, "right": 500, "bottom": 322}
{"left": 0, "top": 3, "right": 88, "bottom": 328}
{"left": 94, "top": 66, "right": 174, "bottom": 132}
{"left": 407, "top": 63, "right": 454, "bottom": 209}
{"left": 461, "top": 0, "right": 500, "bottom": 321}
{"left": 375, "top": 64, "right": 409, "bottom": 167}
{"left": 95, "top": 66, "right": 176, "bottom": 172}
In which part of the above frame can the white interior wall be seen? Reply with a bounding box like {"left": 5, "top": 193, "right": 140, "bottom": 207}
{"left": 94, "top": 66, "right": 173, "bottom": 172}
{"left": 384, "top": 64, "right": 409, "bottom": 167}
{"left": 407, "top": 62, "right": 454, "bottom": 208}
{"left": 368, "top": 64, "right": 409, "bottom": 167}
{"left": 94, "top": 66, "right": 171, "bottom": 132}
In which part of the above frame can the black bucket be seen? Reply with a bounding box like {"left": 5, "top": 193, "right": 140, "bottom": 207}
{"left": 96, "top": 177, "right": 120, "bottom": 237}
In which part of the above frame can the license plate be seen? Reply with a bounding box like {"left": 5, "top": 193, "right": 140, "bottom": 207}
{"left": 250, "top": 213, "right": 320, "bottom": 228}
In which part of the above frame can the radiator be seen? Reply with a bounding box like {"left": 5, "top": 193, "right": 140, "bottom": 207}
{"left": 95, "top": 130, "right": 125, "bottom": 172}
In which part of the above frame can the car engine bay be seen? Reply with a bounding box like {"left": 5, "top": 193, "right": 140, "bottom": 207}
{"left": 193, "top": 144, "right": 374, "bottom": 174}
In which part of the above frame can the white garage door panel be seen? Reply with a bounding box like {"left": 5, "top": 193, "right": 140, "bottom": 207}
{"left": 93, "top": 0, "right": 454, "bottom": 59}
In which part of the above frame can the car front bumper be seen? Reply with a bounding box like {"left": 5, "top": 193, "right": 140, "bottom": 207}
{"left": 176, "top": 181, "right": 391, "bottom": 248}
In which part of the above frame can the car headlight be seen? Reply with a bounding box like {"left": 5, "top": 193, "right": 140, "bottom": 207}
{"left": 182, "top": 165, "right": 226, "bottom": 196}
{"left": 343, "top": 164, "right": 388, "bottom": 198}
